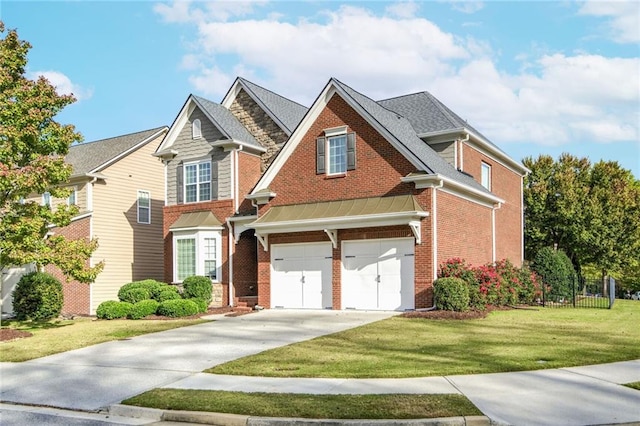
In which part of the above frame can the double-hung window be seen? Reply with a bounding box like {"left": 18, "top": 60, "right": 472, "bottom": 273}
{"left": 184, "top": 160, "right": 211, "bottom": 203}
{"left": 137, "top": 190, "right": 151, "bottom": 224}
{"left": 42, "top": 192, "right": 51, "bottom": 208}
{"left": 317, "top": 126, "right": 356, "bottom": 175}
{"left": 68, "top": 188, "right": 77, "bottom": 206}
{"left": 481, "top": 162, "right": 492, "bottom": 190}
{"left": 173, "top": 231, "right": 221, "bottom": 282}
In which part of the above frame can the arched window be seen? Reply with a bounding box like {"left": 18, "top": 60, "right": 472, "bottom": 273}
{"left": 192, "top": 119, "right": 202, "bottom": 139}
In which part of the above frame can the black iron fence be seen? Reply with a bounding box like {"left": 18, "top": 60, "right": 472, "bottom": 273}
{"left": 537, "top": 276, "right": 615, "bottom": 309}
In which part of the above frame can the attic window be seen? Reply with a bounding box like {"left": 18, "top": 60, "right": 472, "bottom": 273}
{"left": 481, "top": 162, "right": 491, "bottom": 190}
{"left": 317, "top": 127, "right": 356, "bottom": 175}
{"left": 192, "top": 119, "right": 202, "bottom": 139}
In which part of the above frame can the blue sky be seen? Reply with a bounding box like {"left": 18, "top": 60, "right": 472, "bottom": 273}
{"left": 2, "top": 0, "right": 639, "bottom": 176}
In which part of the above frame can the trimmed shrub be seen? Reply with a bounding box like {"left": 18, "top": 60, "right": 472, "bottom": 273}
{"left": 188, "top": 298, "right": 208, "bottom": 313}
{"left": 96, "top": 300, "right": 133, "bottom": 320}
{"left": 434, "top": 277, "right": 470, "bottom": 312}
{"left": 156, "top": 288, "right": 182, "bottom": 302}
{"left": 118, "top": 280, "right": 165, "bottom": 303}
{"left": 157, "top": 299, "right": 199, "bottom": 317}
{"left": 12, "top": 272, "right": 64, "bottom": 321}
{"left": 532, "top": 247, "right": 576, "bottom": 302}
{"left": 182, "top": 276, "right": 213, "bottom": 304}
{"left": 127, "top": 300, "right": 160, "bottom": 320}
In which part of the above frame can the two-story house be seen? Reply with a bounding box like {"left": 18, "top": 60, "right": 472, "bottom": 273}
{"left": 248, "top": 78, "right": 528, "bottom": 311}
{"left": 1, "top": 127, "right": 168, "bottom": 316}
{"left": 155, "top": 78, "right": 307, "bottom": 308}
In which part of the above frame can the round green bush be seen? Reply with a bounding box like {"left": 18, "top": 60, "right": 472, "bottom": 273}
{"left": 157, "top": 299, "right": 199, "bottom": 317}
{"left": 532, "top": 247, "right": 576, "bottom": 302}
{"left": 118, "top": 280, "right": 167, "bottom": 303}
{"left": 434, "top": 277, "right": 470, "bottom": 312}
{"left": 156, "top": 288, "right": 182, "bottom": 302}
{"left": 127, "top": 300, "right": 160, "bottom": 320}
{"left": 182, "top": 275, "right": 212, "bottom": 304}
{"left": 12, "top": 272, "right": 64, "bottom": 321}
{"left": 188, "top": 298, "right": 208, "bottom": 313}
{"left": 96, "top": 300, "right": 133, "bottom": 320}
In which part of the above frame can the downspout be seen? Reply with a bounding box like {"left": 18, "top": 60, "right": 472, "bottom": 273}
{"left": 226, "top": 219, "right": 234, "bottom": 307}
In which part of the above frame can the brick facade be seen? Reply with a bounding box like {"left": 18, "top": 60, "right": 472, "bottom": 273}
{"left": 44, "top": 216, "right": 92, "bottom": 315}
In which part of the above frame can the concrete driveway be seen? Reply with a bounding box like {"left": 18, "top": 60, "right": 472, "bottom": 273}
{"left": 0, "top": 309, "right": 395, "bottom": 411}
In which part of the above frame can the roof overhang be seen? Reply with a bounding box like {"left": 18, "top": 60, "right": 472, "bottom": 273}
{"left": 250, "top": 195, "right": 428, "bottom": 250}
{"left": 211, "top": 139, "right": 266, "bottom": 154}
{"left": 170, "top": 211, "right": 223, "bottom": 232}
{"left": 68, "top": 172, "right": 108, "bottom": 183}
{"left": 401, "top": 173, "right": 504, "bottom": 208}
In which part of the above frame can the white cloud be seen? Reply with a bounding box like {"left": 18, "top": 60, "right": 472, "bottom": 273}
{"left": 154, "top": 1, "right": 639, "bottom": 150}
{"left": 28, "top": 71, "right": 93, "bottom": 101}
{"left": 385, "top": 1, "right": 420, "bottom": 18}
{"left": 449, "top": 1, "right": 485, "bottom": 14}
{"left": 578, "top": 0, "right": 640, "bottom": 43}
{"left": 154, "top": 0, "right": 267, "bottom": 24}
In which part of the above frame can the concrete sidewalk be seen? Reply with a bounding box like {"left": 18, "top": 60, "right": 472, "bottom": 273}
{"left": 163, "top": 359, "right": 640, "bottom": 425}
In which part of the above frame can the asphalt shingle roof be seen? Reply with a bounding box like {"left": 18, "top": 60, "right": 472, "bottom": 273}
{"left": 238, "top": 77, "right": 308, "bottom": 134}
{"left": 66, "top": 127, "right": 166, "bottom": 176}
{"left": 332, "top": 79, "right": 493, "bottom": 194}
{"left": 192, "top": 95, "right": 263, "bottom": 150}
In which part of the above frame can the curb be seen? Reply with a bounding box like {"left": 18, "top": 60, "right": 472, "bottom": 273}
{"left": 109, "top": 404, "right": 494, "bottom": 426}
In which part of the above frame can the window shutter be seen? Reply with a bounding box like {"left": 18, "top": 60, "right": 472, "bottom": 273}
{"left": 347, "top": 132, "right": 356, "bottom": 170}
{"left": 316, "top": 137, "right": 326, "bottom": 174}
{"left": 176, "top": 162, "right": 183, "bottom": 204}
{"left": 211, "top": 159, "right": 218, "bottom": 200}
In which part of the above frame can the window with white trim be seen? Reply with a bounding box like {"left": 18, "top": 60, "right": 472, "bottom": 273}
{"left": 316, "top": 127, "right": 356, "bottom": 175}
{"left": 192, "top": 119, "right": 202, "bottom": 139}
{"left": 42, "top": 192, "right": 51, "bottom": 208}
{"left": 68, "top": 188, "right": 77, "bottom": 206}
{"left": 137, "top": 190, "right": 151, "bottom": 224}
{"left": 481, "top": 162, "right": 491, "bottom": 190}
{"left": 184, "top": 160, "right": 211, "bottom": 203}
{"left": 173, "top": 230, "right": 221, "bottom": 282}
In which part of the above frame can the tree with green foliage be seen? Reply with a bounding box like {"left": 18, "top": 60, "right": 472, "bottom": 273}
{"left": 523, "top": 154, "right": 640, "bottom": 286}
{"left": 0, "top": 22, "right": 102, "bottom": 283}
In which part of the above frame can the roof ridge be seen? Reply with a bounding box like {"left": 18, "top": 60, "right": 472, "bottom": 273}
{"left": 421, "top": 92, "right": 463, "bottom": 130}
{"left": 71, "top": 126, "right": 166, "bottom": 147}
{"left": 238, "top": 77, "right": 307, "bottom": 109}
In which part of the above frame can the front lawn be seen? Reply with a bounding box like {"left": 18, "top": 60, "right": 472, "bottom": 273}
{"left": 0, "top": 317, "right": 206, "bottom": 362}
{"left": 122, "top": 390, "right": 481, "bottom": 419}
{"left": 208, "top": 300, "right": 640, "bottom": 378}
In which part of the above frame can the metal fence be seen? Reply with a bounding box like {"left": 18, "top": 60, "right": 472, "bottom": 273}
{"left": 538, "top": 276, "right": 615, "bottom": 309}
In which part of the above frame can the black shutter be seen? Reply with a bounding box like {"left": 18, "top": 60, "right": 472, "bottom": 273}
{"left": 176, "top": 162, "right": 183, "bottom": 204}
{"left": 316, "top": 137, "right": 326, "bottom": 174}
{"left": 347, "top": 132, "right": 356, "bottom": 170}
{"left": 211, "top": 159, "right": 218, "bottom": 200}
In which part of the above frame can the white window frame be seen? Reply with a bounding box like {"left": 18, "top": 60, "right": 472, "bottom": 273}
{"left": 327, "top": 134, "right": 348, "bottom": 175}
{"left": 137, "top": 190, "right": 151, "bottom": 224}
{"left": 67, "top": 188, "right": 77, "bottom": 206}
{"left": 192, "top": 119, "right": 202, "bottom": 139}
{"left": 481, "top": 162, "right": 492, "bottom": 190}
{"left": 172, "top": 230, "right": 222, "bottom": 283}
{"left": 184, "top": 160, "right": 211, "bottom": 203}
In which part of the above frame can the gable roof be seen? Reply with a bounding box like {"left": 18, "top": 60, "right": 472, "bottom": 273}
{"left": 222, "top": 77, "right": 308, "bottom": 135}
{"left": 254, "top": 77, "right": 502, "bottom": 204}
{"left": 155, "top": 94, "right": 265, "bottom": 155}
{"left": 66, "top": 126, "right": 167, "bottom": 176}
{"left": 379, "top": 92, "right": 527, "bottom": 174}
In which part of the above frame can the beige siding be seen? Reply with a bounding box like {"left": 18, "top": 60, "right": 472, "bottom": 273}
{"left": 166, "top": 107, "right": 231, "bottom": 205}
{"left": 90, "top": 132, "right": 166, "bottom": 312}
{"left": 430, "top": 142, "right": 456, "bottom": 167}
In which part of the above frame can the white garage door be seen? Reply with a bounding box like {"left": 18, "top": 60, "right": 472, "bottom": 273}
{"left": 271, "top": 242, "right": 333, "bottom": 309}
{"left": 342, "top": 238, "right": 414, "bottom": 311}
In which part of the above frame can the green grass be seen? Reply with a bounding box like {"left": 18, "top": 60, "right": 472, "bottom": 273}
{"left": 0, "top": 317, "right": 206, "bottom": 362}
{"left": 208, "top": 300, "right": 640, "bottom": 378}
{"left": 625, "top": 382, "right": 640, "bottom": 391}
{"left": 122, "top": 389, "right": 481, "bottom": 419}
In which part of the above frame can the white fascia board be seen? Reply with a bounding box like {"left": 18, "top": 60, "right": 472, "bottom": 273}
{"left": 252, "top": 80, "right": 426, "bottom": 194}
{"left": 402, "top": 173, "right": 504, "bottom": 207}
{"left": 211, "top": 139, "right": 267, "bottom": 154}
{"left": 227, "top": 215, "right": 258, "bottom": 223}
{"left": 155, "top": 96, "right": 196, "bottom": 154}
{"left": 91, "top": 127, "right": 169, "bottom": 174}
{"left": 251, "top": 211, "right": 429, "bottom": 235}
{"left": 170, "top": 225, "right": 224, "bottom": 233}
{"left": 246, "top": 191, "right": 276, "bottom": 205}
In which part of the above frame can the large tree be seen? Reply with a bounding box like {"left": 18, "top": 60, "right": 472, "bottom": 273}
{"left": 523, "top": 153, "right": 640, "bottom": 284}
{"left": 0, "top": 22, "right": 102, "bottom": 283}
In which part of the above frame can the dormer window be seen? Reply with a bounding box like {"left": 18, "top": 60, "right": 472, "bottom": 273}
{"left": 192, "top": 119, "right": 202, "bottom": 139}
{"left": 317, "top": 126, "right": 356, "bottom": 175}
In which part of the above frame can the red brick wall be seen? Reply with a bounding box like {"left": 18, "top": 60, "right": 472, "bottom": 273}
{"left": 233, "top": 231, "right": 258, "bottom": 297}
{"left": 44, "top": 216, "right": 92, "bottom": 315}
{"left": 237, "top": 151, "right": 262, "bottom": 214}
{"left": 462, "top": 143, "right": 523, "bottom": 265}
{"left": 436, "top": 190, "right": 493, "bottom": 267}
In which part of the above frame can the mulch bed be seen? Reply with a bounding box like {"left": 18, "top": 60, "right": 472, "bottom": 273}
{"left": 0, "top": 329, "right": 33, "bottom": 342}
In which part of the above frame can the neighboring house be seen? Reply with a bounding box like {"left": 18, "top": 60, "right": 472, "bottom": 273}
{"left": 247, "top": 78, "right": 529, "bottom": 311}
{"left": 155, "top": 78, "right": 307, "bottom": 307}
{"left": 21, "top": 127, "right": 168, "bottom": 316}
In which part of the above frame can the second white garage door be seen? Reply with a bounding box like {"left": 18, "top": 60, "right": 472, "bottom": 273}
{"left": 342, "top": 238, "right": 415, "bottom": 311}
{"left": 271, "top": 242, "right": 333, "bottom": 309}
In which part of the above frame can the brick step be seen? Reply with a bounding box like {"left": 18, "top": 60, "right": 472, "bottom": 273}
{"left": 232, "top": 306, "right": 253, "bottom": 313}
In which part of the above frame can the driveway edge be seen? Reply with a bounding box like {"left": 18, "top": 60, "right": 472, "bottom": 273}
{"left": 108, "top": 404, "right": 493, "bottom": 426}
